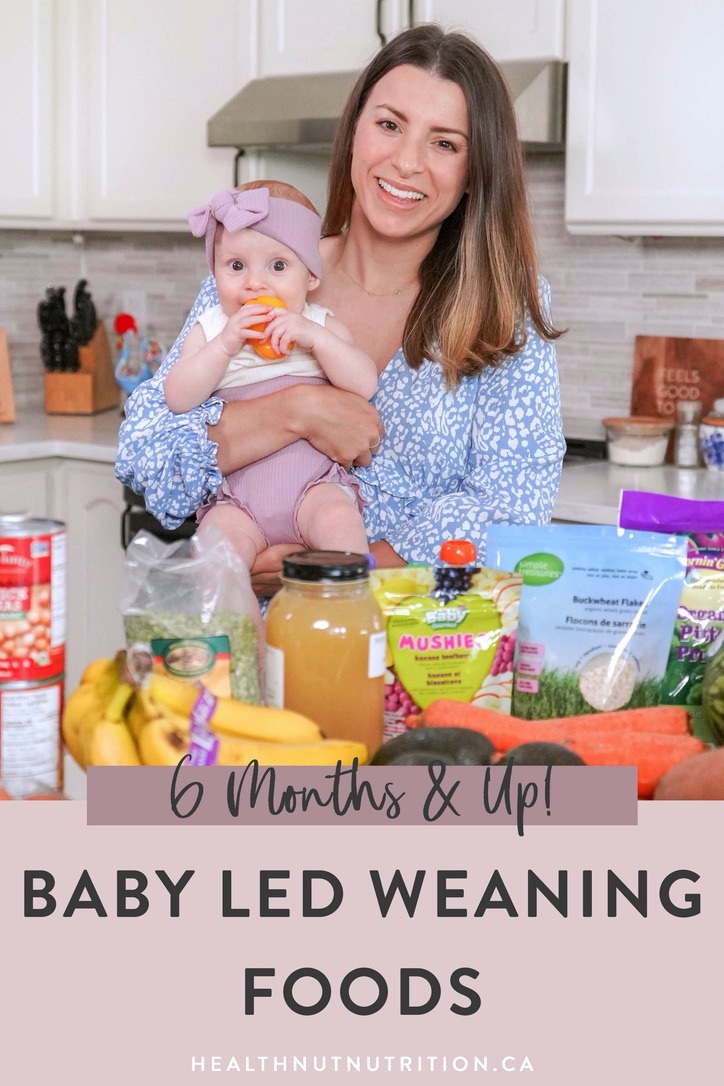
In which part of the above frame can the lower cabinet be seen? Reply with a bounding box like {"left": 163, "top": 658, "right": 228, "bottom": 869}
{"left": 58, "top": 460, "right": 126, "bottom": 690}
{"left": 0, "top": 456, "right": 126, "bottom": 799}
{"left": 59, "top": 460, "right": 126, "bottom": 799}
{"left": 0, "top": 457, "right": 62, "bottom": 518}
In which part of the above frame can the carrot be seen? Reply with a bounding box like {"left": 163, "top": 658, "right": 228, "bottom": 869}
{"left": 412, "top": 698, "right": 704, "bottom": 799}
{"left": 417, "top": 699, "right": 691, "bottom": 737}
{"left": 560, "top": 733, "right": 705, "bottom": 799}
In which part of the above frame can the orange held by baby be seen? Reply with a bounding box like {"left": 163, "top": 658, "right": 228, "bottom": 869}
{"left": 244, "top": 296, "right": 292, "bottom": 360}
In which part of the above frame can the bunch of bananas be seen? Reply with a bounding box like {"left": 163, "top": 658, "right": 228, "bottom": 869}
{"left": 62, "top": 655, "right": 368, "bottom": 769}
{"left": 62, "top": 655, "right": 140, "bottom": 768}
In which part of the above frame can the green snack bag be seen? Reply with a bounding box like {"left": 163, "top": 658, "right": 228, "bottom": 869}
{"left": 619, "top": 490, "right": 724, "bottom": 741}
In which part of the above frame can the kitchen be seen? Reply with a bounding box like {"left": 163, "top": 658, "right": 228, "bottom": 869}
{"left": 1, "top": 1, "right": 724, "bottom": 798}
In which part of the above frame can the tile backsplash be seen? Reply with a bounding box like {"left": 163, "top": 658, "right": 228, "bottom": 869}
{"left": 3, "top": 154, "right": 724, "bottom": 438}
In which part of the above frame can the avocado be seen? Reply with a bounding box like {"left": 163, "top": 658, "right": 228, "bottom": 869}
{"left": 370, "top": 726, "right": 495, "bottom": 766}
{"left": 499, "top": 741, "right": 585, "bottom": 767}
{"left": 377, "top": 750, "right": 459, "bottom": 766}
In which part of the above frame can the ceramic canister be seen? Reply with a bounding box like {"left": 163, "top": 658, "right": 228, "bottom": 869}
{"left": 700, "top": 414, "right": 724, "bottom": 470}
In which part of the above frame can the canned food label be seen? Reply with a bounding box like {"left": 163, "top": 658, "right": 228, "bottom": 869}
{"left": 0, "top": 679, "right": 62, "bottom": 791}
{"left": 264, "top": 644, "right": 285, "bottom": 708}
{"left": 0, "top": 529, "right": 66, "bottom": 681}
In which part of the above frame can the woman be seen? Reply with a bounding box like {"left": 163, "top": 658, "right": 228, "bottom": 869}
{"left": 116, "top": 24, "right": 565, "bottom": 592}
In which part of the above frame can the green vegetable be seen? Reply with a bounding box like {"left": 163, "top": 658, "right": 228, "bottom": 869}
{"left": 702, "top": 642, "right": 724, "bottom": 744}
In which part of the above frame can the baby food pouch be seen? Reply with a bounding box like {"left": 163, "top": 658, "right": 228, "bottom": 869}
{"left": 485, "top": 524, "right": 688, "bottom": 721}
{"left": 369, "top": 545, "right": 520, "bottom": 739}
{"left": 619, "top": 490, "right": 724, "bottom": 740}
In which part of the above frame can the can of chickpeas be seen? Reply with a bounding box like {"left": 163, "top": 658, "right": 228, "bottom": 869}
{"left": 0, "top": 515, "right": 66, "bottom": 794}
{"left": 0, "top": 515, "right": 66, "bottom": 682}
{"left": 0, "top": 675, "right": 64, "bottom": 794}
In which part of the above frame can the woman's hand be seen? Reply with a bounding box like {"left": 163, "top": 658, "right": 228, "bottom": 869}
{"left": 291, "top": 383, "right": 383, "bottom": 469}
{"left": 251, "top": 539, "right": 404, "bottom": 600}
{"left": 249, "top": 543, "right": 302, "bottom": 599}
{"left": 369, "top": 540, "right": 407, "bottom": 569}
{"left": 210, "top": 383, "right": 383, "bottom": 475}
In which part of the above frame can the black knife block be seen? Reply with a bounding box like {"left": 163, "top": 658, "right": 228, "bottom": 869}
{"left": 44, "top": 321, "right": 119, "bottom": 415}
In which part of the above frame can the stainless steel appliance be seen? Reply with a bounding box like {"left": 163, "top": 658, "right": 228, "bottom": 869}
{"left": 120, "top": 487, "right": 196, "bottom": 549}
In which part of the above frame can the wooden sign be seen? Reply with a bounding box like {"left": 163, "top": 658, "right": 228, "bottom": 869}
{"left": 631, "top": 335, "right": 724, "bottom": 460}
{"left": 0, "top": 327, "right": 16, "bottom": 424}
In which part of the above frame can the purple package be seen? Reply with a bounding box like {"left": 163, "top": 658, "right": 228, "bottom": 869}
{"left": 619, "top": 491, "right": 724, "bottom": 549}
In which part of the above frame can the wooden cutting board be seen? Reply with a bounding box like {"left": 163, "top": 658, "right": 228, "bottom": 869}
{"left": 0, "top": 327, "right": 16, "bottom": 424}
{"left": 631, "top": 335, "right": 724, "bottom": 460}
{"left": 632, "top": 335, "right": 724, "bottom": 418}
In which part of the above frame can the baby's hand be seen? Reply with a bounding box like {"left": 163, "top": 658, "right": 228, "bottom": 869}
{"left": 264, "top": 310, "right": 320, "bottom": 357}
{"left": 217, "top": 304, "right": 272, "bottom": 358}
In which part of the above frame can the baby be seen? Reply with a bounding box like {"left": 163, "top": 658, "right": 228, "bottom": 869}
{"left": 163, "top": 182, "right": 377, "bottom": 571}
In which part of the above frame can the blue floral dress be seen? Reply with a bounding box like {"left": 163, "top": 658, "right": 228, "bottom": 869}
{"left": 116, "top": 275, "right": 565, "bottom": 564}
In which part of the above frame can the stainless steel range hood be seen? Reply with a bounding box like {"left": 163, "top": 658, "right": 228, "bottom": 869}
{"left": 207, "top": 60, "right": 567, "bottom": 155}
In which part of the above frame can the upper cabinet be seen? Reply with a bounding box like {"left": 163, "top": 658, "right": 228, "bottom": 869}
{"left": 258, "top": 1, "right": 565, "bottom": 76}
{"left": 81, "top": 0, "right": 252, "bottom": 223}
{"left": 0, "top": 0, "right": 253, "bottom": 230}
{"left": 410, "top": 1, "right": 565, "bottom": 60}
{"left": 565, "top": 0, "right": 724, "bottom": 236}
{"left": 258, "top": 0, "right": 401, "bottom": 75}
{"left": 0, "top": 1, "right": 55, "bottom": 219}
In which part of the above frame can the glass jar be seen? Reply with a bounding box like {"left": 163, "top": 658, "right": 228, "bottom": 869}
{"left": 601, "top": 416, "right": 674, "bottom": 466}
{"left": 264, "top": 551, "right": 386, "bottom": 754}
{"left": 673, "top": 400, "right": 702, "bottom": 468}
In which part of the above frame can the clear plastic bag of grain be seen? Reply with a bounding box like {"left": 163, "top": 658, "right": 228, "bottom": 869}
{"left": 120, "top": 526, "right": 262, "bottom": 703}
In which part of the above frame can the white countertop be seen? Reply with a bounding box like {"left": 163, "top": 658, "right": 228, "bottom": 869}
{"left": 2, "top": 410, "right": 724, "bottom": 523}
{"left": 553, "top": 461, "right": 724, "bottom": 524}
{"left": 0, "top": 407, "right": 123, "bottom": 464}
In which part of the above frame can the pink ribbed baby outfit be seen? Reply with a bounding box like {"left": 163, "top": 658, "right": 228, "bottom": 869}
{"left": 195, "top": 302, "right": 363, "bottom": 545}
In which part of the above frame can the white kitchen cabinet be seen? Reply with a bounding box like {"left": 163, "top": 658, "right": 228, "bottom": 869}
{"left": 411, "top": 0, "right": 565, "bottom": 60}
{"left": 565, "top": 0, "right": 724, "bottom": 236}
{"left": 81, "top": 0, "right": 252, "bottom": 223}
{"left": 0, "top": 1, "right": 55, "bottom": 220}
{"left": 0, "top": 0, "right": 254, "bottom": 229}
{"left": 57, "top": 460, "right": 126, "bottom": 694}
{"left": 259, "top": 0, "right": 565, "bottom": 75}
{"left": 0, "top": 459, "right": 61, "bottom": 518}
{"left": 258, "top": 0, "right": 405, "bottom": 75}
{"left": 56, "top": 459, "right": 125, "bottom": 800}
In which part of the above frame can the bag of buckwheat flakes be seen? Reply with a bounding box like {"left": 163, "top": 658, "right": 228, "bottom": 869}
{"left": 485, "top": 524, "right": 687, "bottom": 721}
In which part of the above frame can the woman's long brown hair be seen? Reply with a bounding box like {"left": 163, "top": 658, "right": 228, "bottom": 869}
{"left": 324, "top": 24, "right": 563, "bottom": 386}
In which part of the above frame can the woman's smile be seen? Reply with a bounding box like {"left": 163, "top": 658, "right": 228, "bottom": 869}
{"left": 376, "top": 178, "right": 426, "bottom": 203}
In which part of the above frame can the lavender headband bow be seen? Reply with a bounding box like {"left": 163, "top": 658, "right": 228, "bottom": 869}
{"left": 188, "top": 187, "right": 322, "bottom": 278}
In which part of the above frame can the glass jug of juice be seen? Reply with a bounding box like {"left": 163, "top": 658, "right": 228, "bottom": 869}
{"left": 264, "top": 551, "right": 386, "bottom": 755}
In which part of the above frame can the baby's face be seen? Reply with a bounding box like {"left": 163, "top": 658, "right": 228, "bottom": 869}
{"left": 214, "top": 226, "right": 318, "bottom": 317}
